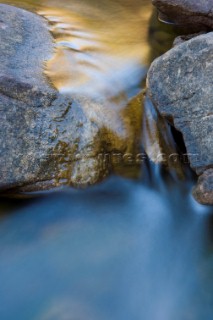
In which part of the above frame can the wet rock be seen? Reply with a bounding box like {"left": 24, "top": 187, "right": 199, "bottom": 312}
{"left": 173, "top": 31, "right": 206, "bottom": 46}
{"left": 147, "top": 32, "right": 213, "bottom": 204}
{"left": 193, "top": 169, "right": 213, "bottom": 205}
{"left": 0, "top": 4, "right": 142, "bottom": 194}
{"left": 152, "top": 0, "right": 213, "bottom": 30}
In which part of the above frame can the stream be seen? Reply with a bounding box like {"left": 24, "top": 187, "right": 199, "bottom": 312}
{"left": 0, "top": 0, "right": 213, "bottom": 319}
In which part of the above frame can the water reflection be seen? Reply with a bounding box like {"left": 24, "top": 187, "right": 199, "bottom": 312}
{"left": 0, "top": 1, "right": 213, "bottom": 319}
{"left": 2, "top": 0, "right": 151, "bottom": 99}
{"left": 0, "top": 0, "right": 183, "bottom": 183}
{"left": 39, "top": 2, "right": 150, "bottom": 98}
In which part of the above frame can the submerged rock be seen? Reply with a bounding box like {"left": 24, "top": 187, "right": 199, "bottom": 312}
{"left": 0, "top": 4, "right": 142, "bottom": 194}
{"left": 147, "top": 32, "right": 213, "bottom": 204}
{"left": 152, "top": 0, "right": 213, "bottom": 29}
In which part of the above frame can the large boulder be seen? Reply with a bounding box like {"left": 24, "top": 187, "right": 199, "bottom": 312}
{"left": 152, "top": 0, "right": 213, "bottom": 29}
{"left": 0, "top": 4, "right": 142, "bottom": 195}
{"left": 147, "top": 32, "right": 213, "bottom": 205}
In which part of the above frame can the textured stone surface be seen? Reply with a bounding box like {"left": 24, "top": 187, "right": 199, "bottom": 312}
{"left": 173, "top": 32, "right": 206, "bottom": 46}
{"left": 0, "top": 4, "right": 142, "bottom": 194}
{"left": 147, "top": 32, "right": 213, "bottom": 204}
{"left": 193, "top": 169, "right": 213, "bottom": 205}
{"left": 152, "top": 0, "right": 213, "bottom": 29}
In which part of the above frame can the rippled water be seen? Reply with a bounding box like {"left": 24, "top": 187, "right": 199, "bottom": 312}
{"left": 0, "top": 0, "right": 213, "bottom": 319}
{"left": 4, "top": 0, "right": 152, "bottom": 99}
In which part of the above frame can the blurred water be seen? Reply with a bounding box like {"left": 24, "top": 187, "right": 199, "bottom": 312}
{"left": 0, "top": 174, "right": 213, "bottom": 320}
{"left": 2, "top": 0, "right": 152, "bottom": 100}
{"left": 0, "top": 0, "right": 213, "bottom": 319}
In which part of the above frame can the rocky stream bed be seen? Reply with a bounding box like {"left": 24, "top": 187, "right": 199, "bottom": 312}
{"left": 0, "top": 0, "right": 213, "bottom": 204}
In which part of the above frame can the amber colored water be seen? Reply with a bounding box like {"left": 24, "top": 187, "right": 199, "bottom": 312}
{"left": 0, "top": 1, "right": 213, "bottom": 319}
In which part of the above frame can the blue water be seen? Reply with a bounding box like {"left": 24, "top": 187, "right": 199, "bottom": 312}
{"left": 0, "top": 1, "right": 213, "bottom": 319}
{"left": 0, "top": 170, "right": 212, "bottom": 320}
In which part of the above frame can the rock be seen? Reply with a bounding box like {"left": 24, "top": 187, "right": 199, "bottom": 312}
{"left": 193, "top": 169, "right": 213, "bottom": 205}
{"left": 152, "top": 0, "right": 213, "bottom": 30}
{"left": 147, "top": 32, "right": 213, "bottom": 205}
{"left": 173, "top": 31, "right": 206, "bottom": 46}
{"left": 0, "top": 4, "right": 142, "bottom": 195}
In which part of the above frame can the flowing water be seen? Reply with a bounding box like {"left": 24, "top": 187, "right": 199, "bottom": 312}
{"left": 0, "top": 0, "right": 213, "bottom": 319}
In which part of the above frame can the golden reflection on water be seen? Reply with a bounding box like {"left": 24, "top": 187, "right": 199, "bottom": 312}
{"left": 39, "top": 1, "right": 151, "bottom": 98}
{"left": 2, "top": 0, "right": 152, "bottom": 98}
{"left": 1, "top": 0, "right": 184, "bottom": 180}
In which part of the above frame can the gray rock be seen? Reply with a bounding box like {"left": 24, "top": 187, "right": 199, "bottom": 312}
{"left": 173, "top": 32, "right": 206, "bottom": 46}
{"left": 193, "top": 169, "right": 213, "bottom": 205}
{"left": 147, "top": 32, "right": 213, "bottom": 204}
{"left": 0, "top": 4, "right": 142, "bottom": 194}
{"left": 152, "top": 0, "right": 213, "bottom": 29}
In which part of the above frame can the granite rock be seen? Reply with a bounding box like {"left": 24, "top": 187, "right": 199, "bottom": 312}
{"left": 147, "top": 32, "right": 213, "bottom": 204}
{"left": 0, "top": 4, "right": 142, "bottom": 194}
{"left": 193, "top": 169, "right": 213, "bottom": 205}
{"left": 152, "top": 0, "right": 213, "bottom": 30}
